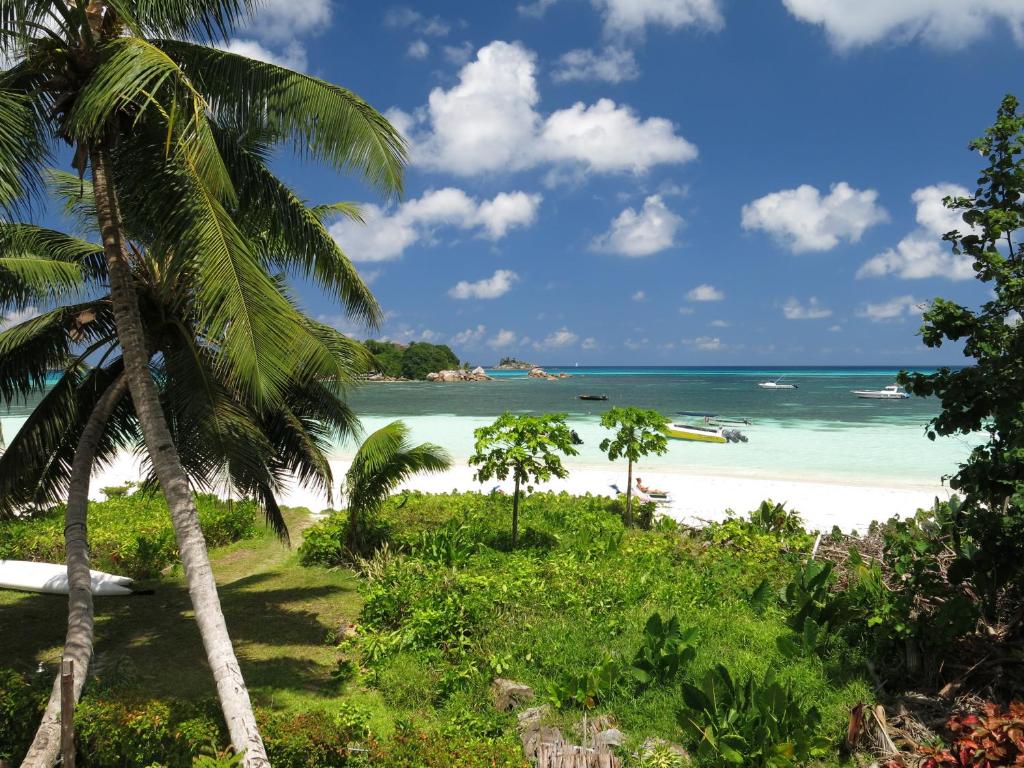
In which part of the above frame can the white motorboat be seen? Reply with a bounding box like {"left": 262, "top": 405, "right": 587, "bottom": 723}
{"left": 758, "top": 380, "right": 797, "bottom": 390}
{"left": 0, "top": 560, "right": 135, "bottom": 596}
{"left": 852, "top": 384, "right": 910, "bottom": 400}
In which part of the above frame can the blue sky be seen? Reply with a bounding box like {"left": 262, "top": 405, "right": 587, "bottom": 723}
{"left": 104, "top": 3, "right": 1024, "bottom": 364}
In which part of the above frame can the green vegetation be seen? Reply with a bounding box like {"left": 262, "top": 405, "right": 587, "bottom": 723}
{"left": 362, "top": 340, "right": 461, "bottom": 379}
{"left": 495, "top": 357, "right": 534, "bottom": 369}
{"left": 0, "top": 494, "right": 257, "bottom": 578}
{"left": 339, "top": 420, "right": 451, "bottom": 552}
{"left": 469, "top": 412, "right": 579, "bottom": 547}
{"left": 598, "top": 406, "right": 670, "bottom": 525}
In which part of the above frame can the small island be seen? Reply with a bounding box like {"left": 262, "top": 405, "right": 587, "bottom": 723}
{"left": 493, "top": 356, "right": 535, "bottom": 370}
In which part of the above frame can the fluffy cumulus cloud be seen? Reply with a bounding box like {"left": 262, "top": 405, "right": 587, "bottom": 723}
{"left": 450, "top": 324, "right": 488, "bottom": 346}
{"left": 552, "top": 47, "right": 640, "bottom": 83}
{"left": 535, "top": 327, "right": 579, "bottom": 350}
{"left": 781, "top": 0, "right": 1024, "bottom": 50}
{"left": 856, "top": 295, "right": 923, "bottom": 322}
{"left": 224, "top": 0, "right": 333, "bottom": 71}
{"left": 521, "top": 0, "right": 723, "bottom": 36}
{"left": 397, "top": 41, "right": 697, "bottom": 177}
{"left": 857, "top": 183, "right": 976, "bottom": 280}
{"left": 488, "top": 329, "right": 519, "bottom": 348}
{"left": 448, "top": 269, "right": 520, "bottom": 300}
{"left": 742, "top": 182, "right": 888, "bottom": 253}
{"left": 591, "top": 195, "right": 683, "bottom": 257}
{"left": 330, "top": 188, "right": 541, "bottom": 261}
{"left": 782, "top": 296, "right": 832, "bottom": 320}
{"left": 407, "top": 40, "right": 430, "bottom": 59}
{"left": 686, "top": 284, "right": 724, "bottom": 301}
{"left": 684, "top": 336, "right": 723, "bottom": 351}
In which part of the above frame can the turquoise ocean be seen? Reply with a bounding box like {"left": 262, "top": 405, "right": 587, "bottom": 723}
{"left": 1, "top": 367, "right": 979, "bottom": 489}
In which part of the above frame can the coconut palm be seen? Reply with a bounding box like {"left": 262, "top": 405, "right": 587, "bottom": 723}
{"left": 0, "top": 211, "right": 366, "bottom": 764}
{"left": 343, "top": 421, "right": 452, "bottom": 553}
{"left": 0, "top": 3, "right": 404, "bottom": 761}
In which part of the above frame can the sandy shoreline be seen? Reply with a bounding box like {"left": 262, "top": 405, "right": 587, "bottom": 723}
{"left": 88, "top": 452, "right": 951, "bottom": 534}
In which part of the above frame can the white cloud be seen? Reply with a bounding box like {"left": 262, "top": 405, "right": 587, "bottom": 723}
{"left": 535, "top": 327, "right": 579, "bottom": 349}
{"left": 552, "top": 47, "right": 640, "bottom": 83}
{"left": 402, "top": 41, "right": 697, "bottom": 177}
{"left": 520, "top": 0, "right": 724, "bottom": 36}
{"left": 330, "top": 188, "right": 541, "bottom": 261}
{"left": 227, "top": 0, "right": 331, "bottom": 69}
{"left": 407, "top": 40, "right": 430, "bottom": 59}
{"left": 443, "top": 42, "right": 476, "bottom": 65}
{"left": 741, "top": 182, "right": 888, "bottom": 253}
{"left": 632, "top": 290, "right": 647, "bottom": 302}
{"left": 384, "top": 7, "right": 451, "bottom": 36}
{"left": 240, "top": 0, "right": 332, "bottom": 43}
{"left": 856, "top": 295, "right": 923, "bottom": 322}
{"left": 828, "top": 324, "right": 843, "bottom": 332}
{"left": 684, "top": 335, "right": 723, "bottom": 351}
{"left": 782, "top": 296, "right": 833, "bottom": 320}
{"left": 219, "top": 38, "right": 307, "bottom": 70}
{"left": 591, "top": 195, "right": 683, "bottom": 256}
{"left": 448, "top": 269, "right": 520, "bottom": 300}
{"left": 488, "top": 329, "right": 519, "bottom": 348}
{"left": 857, "top": 183, "right": 975, "bottom": 280}
{"left": 781, "top": 0, "right": 1024, "bottom": 50}
{"left": 686, "top": 284, "right": 724, "bottom": 301}
{"left": 582, "top": 337, "right": 598, "bottom": 350}
{"left": 1, "top": 306, "right": 39, "bottom": 331}
{"left": 709, "top": 319, "right": 730, "bottom": 327}
{"left": 677, "top": 306, "right": 695, "bottom": 315}
{"left": 624, "top": 337, "right": 649, "bottom": 350}
{"left": 450, "top": 324, "right": 488, "bottom": 346}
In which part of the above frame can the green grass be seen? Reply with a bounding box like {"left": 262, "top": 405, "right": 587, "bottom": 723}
{"left": 0, "top": 507, "right": 390, "bottom": 723}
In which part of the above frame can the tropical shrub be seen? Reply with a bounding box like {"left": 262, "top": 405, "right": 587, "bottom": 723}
{"left": 369, "top": 723, "right": 525, "bottom": 768}
{"left": 678, "top": 665, "right": 830, "bottom": 767}
{"left": 545, "top": 653, "right": 623, "bottom": 710}
{"left": 918, "top": 702, "right": 1024, "bottom": 767}
{"left": 0, "top": 667, "right": 44, "bottom": 763}
{"left": 0, "top": 494, "right": 258, "bottom": 578}
{"left": 631, "top": 612, "right": 697, "bottom": 688}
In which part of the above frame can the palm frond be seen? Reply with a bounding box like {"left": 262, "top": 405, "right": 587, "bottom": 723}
{"left": 0, "top": 222, "right": 102, "bottom": 304}
{"left": 155, "top": 40, "right": 407, "bottom": 198}
{"left": 105, "top": 0, "right": 259, "bottom": 43}
{"left": 346, "top": 421, "right": 451, "bottom": 517}
{"left": 0, "top": 87, "right": 47, "bottom": 214}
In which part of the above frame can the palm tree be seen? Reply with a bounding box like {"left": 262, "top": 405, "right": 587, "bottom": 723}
{"left": 0, "top": 213, "right": 367, "bottom": 764}
{"left": 0, "top": 4, "right": 404, "bottom": 762}
{"left": 343, "top": 421, "right": 452, "bottom": 553}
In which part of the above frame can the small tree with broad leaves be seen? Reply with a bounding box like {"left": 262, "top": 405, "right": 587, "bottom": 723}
{"left": 599, "top": 407, "right": 669, "bottom": 526}
{"left": 469, "top": 412, "right": 578, "bottom": 548}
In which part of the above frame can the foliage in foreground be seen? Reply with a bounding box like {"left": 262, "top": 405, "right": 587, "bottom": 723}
{"left": 0, "top": 493, "right": 258, "bottom": 578}
{"left": 303, "top": 491, "right": 870, "bottom": 766}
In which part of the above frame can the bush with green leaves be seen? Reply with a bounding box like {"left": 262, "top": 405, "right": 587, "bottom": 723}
{"left": 0, "top": 493, "right": 257, "bottom": 578}
{"left": 631, "top": 612, "right": 697, "bottom": 688}
{"left": 678, "top": 665, "right": 830, "bottom": 767}
{"left": 0, "top": 667, "right": 44, "bottom": 763}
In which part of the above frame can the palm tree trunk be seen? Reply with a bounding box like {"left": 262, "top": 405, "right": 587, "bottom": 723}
{"left": 90, "top": 147, "right": 269, "bottom": 766}
{"left": 625, "top": 458, "right": 634, "bottom": 527}
{"left": 21, "top": 375, "right": 127, "bottom": 768}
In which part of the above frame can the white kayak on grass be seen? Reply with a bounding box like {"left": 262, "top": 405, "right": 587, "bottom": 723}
{"left": 0, "top": 559, "right": 135, "bottom": 596}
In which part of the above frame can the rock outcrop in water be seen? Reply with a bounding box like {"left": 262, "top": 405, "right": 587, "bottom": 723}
{"left": 425, "top": 368, "right": 493, "bottom": 382}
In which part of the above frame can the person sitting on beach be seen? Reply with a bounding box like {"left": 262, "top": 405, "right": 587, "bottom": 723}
{"left": 636, "top": 477, "right": 667, "bottom": 496}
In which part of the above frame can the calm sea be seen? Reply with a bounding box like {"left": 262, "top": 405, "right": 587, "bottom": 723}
{"left": 2, "top": 367, "right": 979, "bottom": 488}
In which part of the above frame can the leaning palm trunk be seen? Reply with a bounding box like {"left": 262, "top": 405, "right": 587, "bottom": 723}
{"left": 90, "top": 147, "right": 269, "bottom": 765}
{"left": 21, "top": 375, "right": 128, "bottom": 768}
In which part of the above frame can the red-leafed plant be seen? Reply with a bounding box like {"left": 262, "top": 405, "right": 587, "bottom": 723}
{"left": 920, "top": 702, "right": 1024, "bottom": 768}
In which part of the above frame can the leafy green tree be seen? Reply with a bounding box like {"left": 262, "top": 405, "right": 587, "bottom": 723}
{"left": 0, "top": 3, "right": 403, "bottom": 761}
{"left": 363, "top": 339, "right": 404, "bottom": 378}
{"left": 342, "top": 421, "right": 451, "bottom": 552}
{"left": 469, "top": 412, "right": 578, "bottom": 548}
{"left": 598, "top": 407, "right": 669, "bottom": 526}
{"left": 400, "top": 341, "right": 460, "bottom": 379}
{"left": 900, "top": 94, "right": 1024, "bottom": 615}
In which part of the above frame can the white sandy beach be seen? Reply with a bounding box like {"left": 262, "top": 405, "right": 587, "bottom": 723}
{"left": 87, "top": 453, "right": 952, "bottom": 534}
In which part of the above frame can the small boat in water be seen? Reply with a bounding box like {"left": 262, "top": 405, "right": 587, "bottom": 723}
{"left": 758, "top": 377, "right": 797, "bottom": 390}
{"left": 578, "top": 394, "right": 608, "bottom": 401}
{"left": 667, "top": 413, "right": 748, "bottom": 444}
{"left": 852, "top": 384, "right": 910, "bottom": 400}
